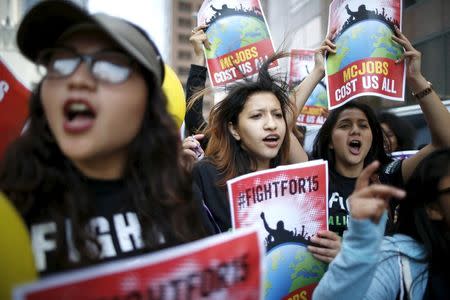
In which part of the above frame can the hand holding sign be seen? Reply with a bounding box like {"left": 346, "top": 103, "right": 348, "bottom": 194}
{"left": 392, "top": 27, "right": 424, "bottom": 86}
{"left": 314, "top": 32, "right": 336, "bottom": 77}
{"left": 190, "top": 24, "right": 211, "bottom": 66}
{"left": 308, "top": 230, "right": 341, "bottom": 263}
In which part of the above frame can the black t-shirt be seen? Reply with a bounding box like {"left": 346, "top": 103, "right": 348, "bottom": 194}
{"left": 26, "top": 178, "right": 147, "bottom": 276}
{"left": 26, "top": 177, "right": 213, "bottom": 276}
{"left": 328, "top": 159, "right": 403, "bottom": 236}
{"left": 192, "top": 159, "right": 229, "bottom": 233}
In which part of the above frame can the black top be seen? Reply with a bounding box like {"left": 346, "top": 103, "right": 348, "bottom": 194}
{"left": 328, "top": 159, "right": 403, "bottom": 236}
{"left": 26, "top": 177, "right": 214, "bottom": 276}
{"left": 185, "top": 64, "right": 207, "bottom": 136}
{"left": 192, "top": 159, "right": 229, "bottom": 233}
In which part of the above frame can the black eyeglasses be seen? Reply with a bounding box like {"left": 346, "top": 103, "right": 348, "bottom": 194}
{"left": 36, "top": 48, "right": 135, "bottom": 84}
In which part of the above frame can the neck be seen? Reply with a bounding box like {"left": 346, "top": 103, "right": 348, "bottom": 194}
{"left": 72, "top": 154, "right": 125, "bottom": 180}
{"left": 335, "top": 160, "right": 364, "bottom": 178}
{"left": 256, "top": 159, "right": 270, "bottom": 171}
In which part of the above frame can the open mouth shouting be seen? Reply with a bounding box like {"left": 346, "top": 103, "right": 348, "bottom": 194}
{"left": 348, "top": 139, "right": 362, "bottom": 155}
{"left": 63, "top": 99, "right": 97, "bottom": 133}
{"left": 263, "top": 134, "right": 281, "bottom": 148}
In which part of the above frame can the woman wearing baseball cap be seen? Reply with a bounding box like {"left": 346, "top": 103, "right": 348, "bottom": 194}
{"left": 0, "top": 0, "right": 212, "bottom": 277}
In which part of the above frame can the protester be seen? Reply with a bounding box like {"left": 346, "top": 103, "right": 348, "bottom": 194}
{"left": 183, "top": 27, "right": 331, "bottom": 163}
{"left": 181, "top": 26, "right": 209, "bottom": 162}
{"left": 307, "top": 27, "right": 450, "bottom": 263}
{"left": 184, "top": 25, "right": 209, "bottom": 138}
{"left": 378, "top": 111, "right": 416, "bottom": 152}
{"left": 0, "top": 0, "right": 212, "bottom": 277}
{"left": 182, "top": 27, "right": 343, "bottom": 261}
{"left": 313, "top": 149, "right": 450, "bottom": 299}
{"left": 191, "top": 53, "right": 294, "bottom": 232}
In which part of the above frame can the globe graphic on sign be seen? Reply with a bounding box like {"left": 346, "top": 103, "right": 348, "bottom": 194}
{"left": 305, "top": 83, "right": 327, "bottom": 108}
{"left": 264, "top": 243, "right": 327, "bottom": 300}
{"left": 206, "top": 15, "right": 270, "bottom": 59}
{"left": 326, "top": 20, "right": 403, "bottom": 75}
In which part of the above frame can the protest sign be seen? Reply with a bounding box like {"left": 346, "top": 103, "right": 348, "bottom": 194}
{"left": 14, "top": 228, "right": 264, "bottom": 300}
{"left": 197, "top": 0, "right": 276, "bottom": 87}
{"left": 326, "top": 0, "right": 404, "bottom": 109}
{"left": 227, "top": 160, "right": 328, "bottom": 300}
{"left": 0, "top": 56, "right": 30, "bottom": 158}
{"left": 290, "top": 50, "right": 328, "bottom": 127}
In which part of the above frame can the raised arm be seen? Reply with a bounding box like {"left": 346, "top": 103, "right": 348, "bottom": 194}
{"left": 290, "top": 35, "right": 336, "bottom": 115}
{"left": 185, "top": 25, "right": 211, "bottom": 136}
{"left": 260, "top": 212, "right": 273, "bottom": 234}
{"left": 392, "top": 27, "right": 450, "bottom": 182}
{"left": 287, "top": 36, "right": 336, "bottom": 164}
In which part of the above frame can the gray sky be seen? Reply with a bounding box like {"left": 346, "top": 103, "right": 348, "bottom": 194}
{"left": 88, "top": 0, "right": 169, "bottom": 61}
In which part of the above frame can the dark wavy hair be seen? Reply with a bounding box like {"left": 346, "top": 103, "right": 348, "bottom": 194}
{"left": 377, "top": 112, "right": 416, "bottom": 151}
{"left": 204, "top": 52, "right": 293, "bottom": 186}
{"left": 311, "top": 101, "right": 391, "bottom": 170}
{"left": 393, "top": 149, "right": 450, "bottom": 298}
{"left": 0, "top": 66, "right": 208, "bottom": 270}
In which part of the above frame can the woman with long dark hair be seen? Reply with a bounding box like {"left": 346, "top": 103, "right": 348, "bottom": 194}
{"left": 192, "top": 53, "right": 297, "bottom": 233}
{"left": 308, "top": 28, "right": 450, "bottom": 248}
{"left": 0, "top": 0, "right": 211, "bottom": 277}
{"left": 313, "top": 149, "right": 450, "bottom": 299}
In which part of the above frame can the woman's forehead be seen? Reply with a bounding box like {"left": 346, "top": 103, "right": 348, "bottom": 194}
{"left": 336, "top": 108, "right": 368, "bottom": 121}
{"left": 244, "top": 91, "right": 280, "bottom": 109}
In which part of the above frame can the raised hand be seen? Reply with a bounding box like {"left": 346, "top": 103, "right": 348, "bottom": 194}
{"left": 392, "top": 27, "right": 425, "bottom": 88}
{"left": 314, "top": 32, "right": 337, "bottom": 76}
{"left": 350, "top": 161, "right": 406, "bottom": 223}
{"left": 189, "top": 25, "right": 210, "bottom": 65}
{"left": 182, "top": 133, "right": 205, "bottom": 162}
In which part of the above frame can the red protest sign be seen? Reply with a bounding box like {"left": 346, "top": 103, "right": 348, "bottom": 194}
{"left": 325, "top": 0, "right": 405, "bottom": 109}
{"left": 14, "top": 228, "right": 264, "bottom": 300}
{"left": 0, "top": 57, "right": 30, "bottom": 158}
{"left": 198, "top": 0, "right": 277, "bottom": 88}
{"left": 227, "top": 160, "right": 329, "bottom": 299}
{"left": 290, "top": 50, "right": 328, "bottom": 127}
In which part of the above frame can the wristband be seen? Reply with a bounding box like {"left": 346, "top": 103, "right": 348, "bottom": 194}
{"left": 411, "top": 81, "right": 433, "bottom": 100}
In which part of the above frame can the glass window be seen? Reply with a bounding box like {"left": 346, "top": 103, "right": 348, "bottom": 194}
{"left": 178, "top": 50, "right": 192, "bottom": 60}
{"left": 178, "top": 17, "right": 192, "bottom": 27}
{"left": 178, "top": 1, "right": 192, "bottom": 12}
{"left": 178, "top": 33, "right": 190, "bottom": 43}
{"left": 177, "top": 66, "right": 190, "bottom": 76}
{"left": 413, "top": 34, "right": 449, "bottom": 102}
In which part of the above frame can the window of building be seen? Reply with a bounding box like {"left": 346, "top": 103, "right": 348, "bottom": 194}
{"left": 178, "top": 17, "right": 192, "bottom": 27}
{"left": 177, "top": 66, "right": 190, "bottom": 76}
{"left": 178, "top": 33, "right": 190, "bottom": 43}
{"left": 178, "top": 50, "right": 192, "bottom": 60}
{"left": 412, "top": 33, "right": 450, "bottom": 102}
{"left": 178, "top": 1, "right": 192, "bottom": 12}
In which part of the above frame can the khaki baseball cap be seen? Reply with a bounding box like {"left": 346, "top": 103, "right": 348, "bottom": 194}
{"left": 17, "top": 0, "right": 164, "bottom": 85}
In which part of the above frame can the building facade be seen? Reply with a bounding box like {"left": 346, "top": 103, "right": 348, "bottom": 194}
{"left": 169, "top": 0, "right": 204, "bottom": 86}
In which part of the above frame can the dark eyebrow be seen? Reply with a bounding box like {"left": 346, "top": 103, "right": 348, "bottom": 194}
{"left": 337, "top": 118, "right": 368, "bottom": 123}
{"left": 336, "top": 118, "right": 352, "bottom": 124}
